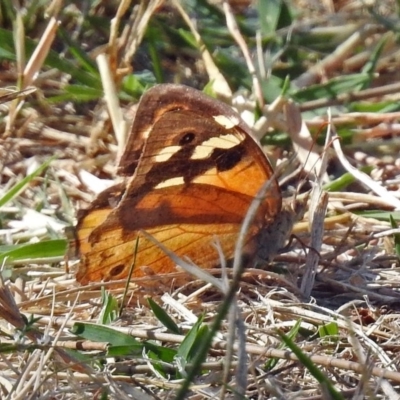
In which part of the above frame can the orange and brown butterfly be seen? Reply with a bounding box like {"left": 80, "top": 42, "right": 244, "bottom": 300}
{"left": 72, "top": 84, "right": 299, "bottom": 285}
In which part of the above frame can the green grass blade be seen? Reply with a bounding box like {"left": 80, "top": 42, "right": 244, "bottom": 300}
{"left": 58, "top": 26, "right": 98, "bottom": 74}
{"left": 0, "top": 157, "right": 55, "bottom": 208}
{"left": 0, "top": 27, "right": 101, "bottom": 88}
{"left": 277, "top": 330, "right": 344, "bottom": 400}
{"left": 323, "top": 166, "right": 373, "bottom": 192}
{"left": 355, "top": 210, "right": 400, "bottom": 222}
{"left": 389, "top": 215, "right": 400, "bottom": 258}
{"left": 293, "top": 73, "right": 372, "bottom": 103}
{"left": 265, "top": 319, "right": 302, "bottom": 370}
{"left": 97, "top": 289, "right": 119, "bottom": 325}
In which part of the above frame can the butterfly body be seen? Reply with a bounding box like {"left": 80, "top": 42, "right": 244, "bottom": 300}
{"left": 74, "top": 84, "right": 286, "bottom": 284}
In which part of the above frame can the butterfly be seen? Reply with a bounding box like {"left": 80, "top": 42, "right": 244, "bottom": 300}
{"left": 72, "top": 84, "right": 300, "bottom": 284}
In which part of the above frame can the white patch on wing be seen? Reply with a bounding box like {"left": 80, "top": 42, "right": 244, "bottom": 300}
{"left": 154, "top": 177, "right": 185, "bottom": 189}
{"left": 213, "top": 114, "right": 240, "bottom": 129}
{"left": 191, "top": 134, "right": 243, "bottom": 160}
{"left": 142, "top": 126, "right": 153, "bottom": 139}
{"left": 154, "top": 145, "right": 182, "bottom": 162}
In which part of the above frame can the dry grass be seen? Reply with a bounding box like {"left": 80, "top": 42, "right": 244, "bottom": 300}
{"left": 1, "top": 0, "right": 400, "bottom": 398}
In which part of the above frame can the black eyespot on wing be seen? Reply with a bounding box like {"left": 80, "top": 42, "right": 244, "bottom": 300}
{"left": 213, "top": 146, "right": 243, "bottom": 172}
{"left": 179, "top": 132, "right": 195, "bottom": 145}
{"left": 109, "top": 264, "right": 125, "bottom": 278}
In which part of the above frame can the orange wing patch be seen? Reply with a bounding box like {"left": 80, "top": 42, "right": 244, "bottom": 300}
{"left": 76, "top": 184, "right": 264, "bottom": 284}
{"left": 76, "top": 222, "right": 255, "bottom": 284}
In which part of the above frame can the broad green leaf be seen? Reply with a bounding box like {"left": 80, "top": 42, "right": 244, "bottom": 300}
{"left": 186, "top": 325, "right": 209, "bottom": 362}
{"left": 261, "top": 75, "right": 285, "bottom": 103}
{"left": 176, "top": 315, "right": 204, "bottom": 362}
{"left": 106, "top": 344, "right": 144, "bottom": 357}
{"left": 257, "top": 0, "right": 282, "bottom": 35}
{"left": 318, "top": 321, "right": 339, "bottom": 338}
{"left": 108, "top": 340, "right": 176, "bottom": 360}
{"left": 142, "top": 343, "right": 177, "bottom": 362}
{"left": 148, "top": 298, "right": 180, "bottom": 334}
{"left": 0, "top": 239, "right": 67, "bottom": 264}
{"left": 71, "top": 323, "right": 141, "bottom": 347}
